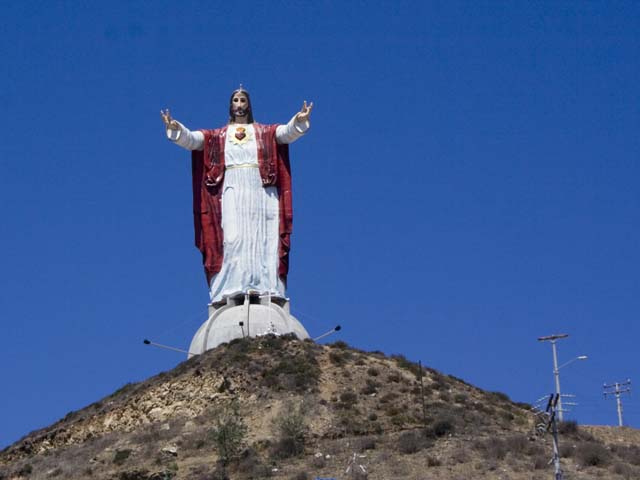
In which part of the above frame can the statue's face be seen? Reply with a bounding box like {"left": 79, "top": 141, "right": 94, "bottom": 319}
{"left": 231, "top": 92, "right": 250, "bottom": 119}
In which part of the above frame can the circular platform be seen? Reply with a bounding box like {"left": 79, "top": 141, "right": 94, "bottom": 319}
{"left": 188, "top": 296, "right": 309, "bottom": 357}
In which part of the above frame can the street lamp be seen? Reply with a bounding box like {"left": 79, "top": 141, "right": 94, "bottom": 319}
{"left": 558, "top": 355, "right": 588, "bottom": 370}
{"left": 538, "top": 334, "right": 588, "bottom": 421}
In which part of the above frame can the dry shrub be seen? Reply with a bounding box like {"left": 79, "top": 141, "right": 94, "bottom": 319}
{"left": 613, "top": 462, "right": 634, "bottom": 479}
{"left": 490, "top": 391, "right": 511, "bottom": 402}
{"left": 387, "top": 373, "right": 402, "bottom": 383}
{"left": 290, "top": 473, "right": 309, "bottom": 480}
{"left": 118, "top": 470, "right": 152, "bottom": 480}
{"left": 339, "top": 391, "right": 358, "bottom": 408}
{"left": 329, "top": 350, "right": 348, "bottom": 365}
{"left": 612, "top": 444, "right": 640, "bottom": 466}
{"left": 357, "top": 437, "right": 377, "bottom": 451}
{"left": 237, "top": 448, "right": 272, "bottom": 478}
{"left": 474, "top": 438, "right": 508, "bottom": 461}
{"left": 558, "top": 420, "right": 578, "bottom": 435}
{"left": 397, "top": 430, "right": 432, "bottom": 454}
{"left": 532, "top": 454, "right": 548, "bottom": 470}
{"left": 450, "top": 447, "right": 470, "bottom": 464}
{"left": 559, "top": 443, "right": 575, "bottom": 458}
{"left": 576, "top": 441, "right": 610, "bottom": 467}
{"left": 311, "top": 455, "right": 326, "bottom": 468}
{"left": 432, "top": 417, "right": 455, "bottom": 437}
{"left": 360, "top": 379, "right": 379, "bottom": 395}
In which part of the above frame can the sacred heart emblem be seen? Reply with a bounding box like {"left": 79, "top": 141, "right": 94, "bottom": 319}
{"left": 235, "top": 127, "right": 247, "bottom": 141}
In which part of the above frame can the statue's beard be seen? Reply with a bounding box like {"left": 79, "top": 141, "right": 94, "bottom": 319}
{"left": 233, "top": 107, "right": 248, "bottom": 118}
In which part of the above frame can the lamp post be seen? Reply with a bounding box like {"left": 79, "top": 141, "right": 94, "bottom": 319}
{"left": 538, "top": 334, "right": 587, "bottom": 421}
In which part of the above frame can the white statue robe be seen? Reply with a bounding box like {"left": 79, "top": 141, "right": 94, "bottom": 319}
{"left": 167, "top": 116, "right": 309, "bottom": 303}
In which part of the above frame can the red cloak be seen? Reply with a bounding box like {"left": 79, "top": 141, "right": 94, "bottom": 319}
{"left": 190, "top": 124, "right": 293, "bottom": 285}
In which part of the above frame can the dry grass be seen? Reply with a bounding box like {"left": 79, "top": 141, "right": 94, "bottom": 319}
{"left": 1, "top": 337, "right": 638, "bottom": 480}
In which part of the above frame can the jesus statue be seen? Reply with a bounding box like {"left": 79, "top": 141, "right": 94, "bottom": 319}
{"left": 161, "top": 88, "right": 313, "bottom": 306}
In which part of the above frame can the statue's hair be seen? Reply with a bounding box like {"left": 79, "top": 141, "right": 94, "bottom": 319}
{"left": 228, "top": 88, "right": 254, "bottom": 124}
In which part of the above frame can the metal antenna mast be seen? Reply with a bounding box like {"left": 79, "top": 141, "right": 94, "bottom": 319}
{"left": 603, "top": 379, "right": 631, "bottom": 427}
{"left": 538, "top": 334, "right": 569, "bottom": 421}
{"left": 534, "top": 394, "right": 563, "bottom": 480}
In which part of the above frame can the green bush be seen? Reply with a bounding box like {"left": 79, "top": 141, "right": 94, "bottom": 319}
{"left": 260, "top": 352, "right": 320, "bottom": 392}
{"left": 453, "top": 393, "right": 468, "bottom": 404}
{"left": 209, "top": 402, "right": 248, "bottom": 465}
{"left": 113, "top": 449, "right": 132, "bottom": 465}
{"left": 271, "top": 401, "right": 307, "bottom": 459}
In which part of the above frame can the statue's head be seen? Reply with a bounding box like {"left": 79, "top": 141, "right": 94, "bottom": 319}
{"left": 228, "top": 87, "right": 254, "bottom": 124}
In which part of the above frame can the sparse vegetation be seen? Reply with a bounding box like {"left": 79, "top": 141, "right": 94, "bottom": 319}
{"left": 558, "top": 420, "right": 579, "bottom": 435}
{"left": 490, "top": 391, "right": 511, "bottom": 402}
{"left": 432, "top": 417, "right": 455, "bottom": 437}
{"left": 271, "top": 401, "right": 307, "bottom": 459}
{"left": 576, "top": 441, "right": 610, "bottom": 467}
{"left": 2, "top": 336, "right": 638, "bottom": 480}
{"left": 113, "top": 448, "right": 132, "bottom": 465}
{"left": 290, "top": 472, "right": 309, "bottom": 480}
{"left": 360, "top": 378, "right": 379, "bottom": 395}
{"left": 260, "top": 350, "right": 320, "bottom": 392}
{"left": 209, "top": 402, "right": 248, "bottom": 465}
{"left": 397, "top": 430, "right": 432, "bottom": 454}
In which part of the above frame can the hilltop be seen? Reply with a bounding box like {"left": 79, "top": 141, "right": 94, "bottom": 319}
{"left": 1, "top": 336, "right": 639, "bottom": 479}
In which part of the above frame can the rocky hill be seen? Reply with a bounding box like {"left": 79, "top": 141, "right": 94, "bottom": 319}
{"left": 1, "top": 336, "right": 639, "bottom": 480}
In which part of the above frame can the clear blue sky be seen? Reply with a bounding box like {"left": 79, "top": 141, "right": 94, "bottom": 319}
{"left": 1, "top": 1, "right": 638, "bottom": 448}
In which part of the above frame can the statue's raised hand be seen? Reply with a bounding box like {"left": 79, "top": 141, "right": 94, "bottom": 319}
{"left": 295, "top": 101, "right": 313, "bottom": 123}
{"left": 160, "top": 108, "right": 180, "bottom": 131}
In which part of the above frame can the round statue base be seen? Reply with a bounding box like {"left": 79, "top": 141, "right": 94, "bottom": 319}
{"left": 188, "top": 294, "right": 309, "bottom": 357}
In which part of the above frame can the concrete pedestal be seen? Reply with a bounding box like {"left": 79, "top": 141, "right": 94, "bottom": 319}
{"left": 188, "top": 294, "right": 309, "bottom": 357}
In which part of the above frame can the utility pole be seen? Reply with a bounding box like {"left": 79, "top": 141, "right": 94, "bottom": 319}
{"left": 418, "top": 361, "right": 428, "bottom": 432}
{"left": 534, "top": 394, "right": 563, "bottom": 480}
{"left": 538, "top": 334, "right": 569, "bottom": 421}
{"left": 603, "top": 379, "right": 631, "bottom": 426}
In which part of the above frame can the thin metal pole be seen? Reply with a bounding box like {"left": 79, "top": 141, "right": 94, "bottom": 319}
{"left": 143, "top": 339, "right": 193, "bottom": 355}
{"left": 245, "top": 293, "right": 251, "bottom": 337}
{"left": 551, "top": 340, "right": 564, "bottom": 422}
{"left": 418, "top": 361, "right": 428, "bottom": 432}
{"left": 551, "top": 398, "right": 563, "bottom": 480}
{"left": 313, "top": 325, "right": 342, "bottom": 342}
{"left": 539, "top": 334, "right": 569, "bottom": 422}
{"left": 615, "top": 386, "right": 624, "bottom": 427}
{"left": 604, "top": 379, "right": 631, "bottom": 427}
